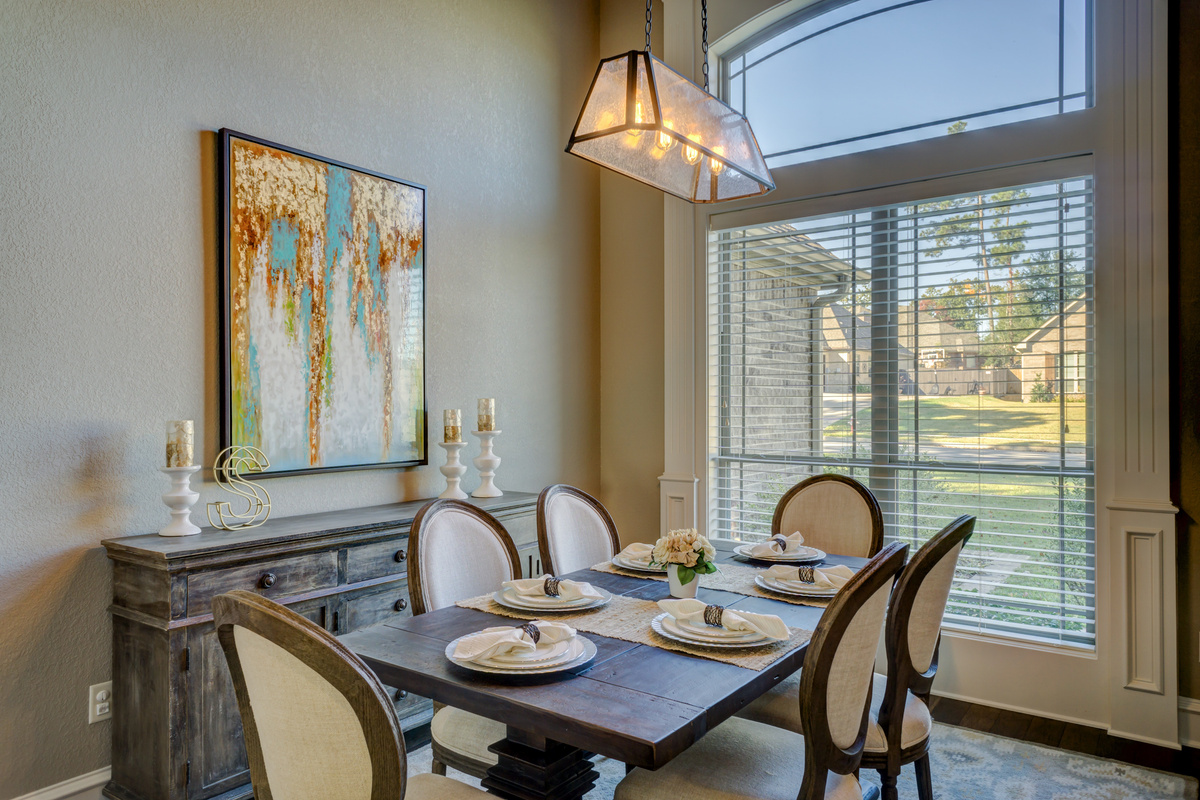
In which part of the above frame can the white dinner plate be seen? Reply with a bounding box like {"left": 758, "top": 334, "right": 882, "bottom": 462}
{"left": 650, "top": 613, "right": 773, "bottom": 649}
{"left": 611, "top": 555, "right": 667, "bottom": 573}
{"left": 445, "top": 635, "right": 597, "bottom": 675}
{"left": 676, "top": 618, "right": 764, "bottom": 641}
{"left": 754, "top": 574, "right": 839, "bottom": 598}
{"left": 733, "top": 544, "right": 827, "bottom": 563}
{"left": 492, "top": 587, "right": 612, "bottom": 612}
{"left": 486, "top": 638, "right": 575, "bottom": 665}
{"left": 483, "top": 638, "right": 583, "bottom": 670}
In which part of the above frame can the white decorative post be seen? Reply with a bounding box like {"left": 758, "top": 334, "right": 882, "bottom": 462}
{"left": 437, "top": 442, "right": 469, "bottom": 499}
{"left": 471, "top": 430, "right": 502, "bottom": 498}
{"left": 159, "top": 465, "right": 202, "bottom": 537}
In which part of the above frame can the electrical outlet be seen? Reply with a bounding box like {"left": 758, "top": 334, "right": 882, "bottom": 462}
{"left": 89, "top": 681, "right": 112, "bottom": 724}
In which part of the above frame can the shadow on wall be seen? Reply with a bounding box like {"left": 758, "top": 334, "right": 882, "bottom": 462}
{"left": 0, "top": 431, "right": 131, "bottom": 793}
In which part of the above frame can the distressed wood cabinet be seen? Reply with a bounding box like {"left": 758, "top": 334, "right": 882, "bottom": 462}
{"left": 102, "top": 492, "right": 538, "bottom": 800}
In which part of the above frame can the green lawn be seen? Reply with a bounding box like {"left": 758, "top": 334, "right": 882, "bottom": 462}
{"left": 824, "top": 395, "right": 1087, "bottom": 449}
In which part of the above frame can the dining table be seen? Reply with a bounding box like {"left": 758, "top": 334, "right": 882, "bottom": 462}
{"left": 341, "top": 549, "right": 869, "bottom": 800}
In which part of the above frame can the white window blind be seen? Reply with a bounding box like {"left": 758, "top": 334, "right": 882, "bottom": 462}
{"left": 708, "top": 176, "right": 1095, "bottom": 647}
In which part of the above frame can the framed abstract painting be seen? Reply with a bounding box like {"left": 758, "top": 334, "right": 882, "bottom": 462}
{"left": 218, "top": 129, "right": 426, "bottom": 476}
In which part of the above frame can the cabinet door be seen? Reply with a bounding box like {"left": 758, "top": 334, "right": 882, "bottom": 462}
{"left": 516, "top": 541, "right": 543, "bottom": 579}
{"left": 184, "top": 599, "right": 330, "bottom": 799}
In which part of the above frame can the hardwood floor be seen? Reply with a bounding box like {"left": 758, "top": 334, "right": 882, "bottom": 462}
{"left": 928, "top": 695, "right": 1200, "bottom": 778}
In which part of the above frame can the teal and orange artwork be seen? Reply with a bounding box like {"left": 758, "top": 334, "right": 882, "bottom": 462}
{"left": 223, "top": 132, "right": 425, "bottom": 473}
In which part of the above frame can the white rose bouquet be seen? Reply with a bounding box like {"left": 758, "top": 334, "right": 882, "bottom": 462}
{"left": 651, "top": 528, "right": 718, "bottom": 586}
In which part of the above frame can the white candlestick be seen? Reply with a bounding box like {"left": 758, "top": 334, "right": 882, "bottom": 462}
{"left": 159, "top": 465, "right": 202, "bottom": 536}
{"left": 437, "top": 442, "right": 469, "bottom": 499}
{"left": 471, "top": 429, "right": 502, "bottom": 498}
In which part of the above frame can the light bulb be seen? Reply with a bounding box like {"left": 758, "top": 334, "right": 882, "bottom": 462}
{"left": 627, "top": 101, "right": 645, "bottom": 137}
{"left": 682, "top": 134, "right": 702, "bottom": 166}
{"left": 655, "top": 121, "right": 676, "bottom": 153}
{"left": 710, "top": 145, "right": 726, "bottom": 175}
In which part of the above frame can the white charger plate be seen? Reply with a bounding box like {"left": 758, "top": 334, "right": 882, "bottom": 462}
{"left": 733, "top": 544, "right": 827, "bottom": 563}
{"left": 611, "top": 555, "right": 667, "bottom": 574}
{"left": 445, "top": 634, "right": 597, "bottom": 675}
{"left": 650, "top": 613, "right": 774, "bottom": 649}
{"left": 754, "top": 574, "right": 839, "bottom": 598}
{"left": 493, "top": 586, "right": 612, "bottom": 612}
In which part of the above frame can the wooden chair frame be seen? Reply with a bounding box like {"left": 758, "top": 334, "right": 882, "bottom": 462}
{"left": 406, "top": 499, "right": 522, "bottom": 617}
{"left": 406, "top": 498, "right": 521, "bottom": 778}
{"left": 213, "top": 590, "right": 407, "bottom": 800}
{"left": 861, "top": 515, "right": 976, "bottom": 800}
{"left": 797, "top": 541, "right": 909, "bottom": 800}
{"left": 773, "top": 474, "right": 885, "bottom": 557}
{"left": 536, "top": 484, "right": 621, "bottom": 577}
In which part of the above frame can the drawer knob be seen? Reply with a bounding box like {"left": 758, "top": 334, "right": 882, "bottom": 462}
{"left": 394, "top": 598, "right": 408, "bottom": 612}
{"left": 394, "top": 549, "right": 407, "bottom": 563}
{"left": 395, "top": 689, "right": 408, "bottom": 701}
{"left": 259, "top": 572, "right": 277, "bottom": 589}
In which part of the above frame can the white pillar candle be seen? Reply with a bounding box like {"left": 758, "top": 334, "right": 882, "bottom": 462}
{"left": 443, "top": 409, "right": 462, "bottom": 443}
{"left": 166, "top": 420, "right": 194, "bottom": 467}
{"left": 477, "top": 398, "right": 496, "bottom": 431}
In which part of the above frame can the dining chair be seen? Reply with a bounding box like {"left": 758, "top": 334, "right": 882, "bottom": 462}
{"left": 408, "top": 499, "right": 522, "bottom": 779}
{"left": 537, "top": 484, "right": 622, "bottom": 576}
{"left": 736, "top": 515, "right": 976, "bottom": 800}
{"left": 774, "top": 474, "right": 884, "bottom": 558}
{"left": 614, "top": 541, "right": 909, "bottom": 800}
{"left": 212, "top": 590, "right": 488, "bottom": 800}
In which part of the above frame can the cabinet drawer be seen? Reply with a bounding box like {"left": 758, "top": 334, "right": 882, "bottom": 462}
{"left": 345, "top": 537, "right": 409, "bottom": 584}
{"left": 339, "top": 582, "right": 413, "bottom": 632}
{"left": 500, "top": 510, "right": 537, "bottom": 548}
{"left": 187, "top": 552, "right": 338, "bottom": 616}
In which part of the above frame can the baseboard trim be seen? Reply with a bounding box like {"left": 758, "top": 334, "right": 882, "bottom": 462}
{"left": 11, "top": 767, "right": 111, "bottom": 800}
{"left": 1179, "top": 696, "right": 1200, "bottom": 748}
{"left": 931, "top": 688, "right": 1106, "bottom": 730}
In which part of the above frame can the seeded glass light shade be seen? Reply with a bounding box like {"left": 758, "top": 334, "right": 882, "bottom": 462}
{"left": 566, "top": 50, "right": 774, "bottom": 204}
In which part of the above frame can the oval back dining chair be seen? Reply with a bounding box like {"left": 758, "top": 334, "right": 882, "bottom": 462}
{"left": 614, "top": 542, "right": 909, "bottom": 800}
{"left": 774, "top": 474, "right": 884, "bottom": 558}
{"left": 407, "top": 499, "right": 521, "bottom": 779}
{"left": 537, "top": 484, "right": 622, "bottom": 576}
{"left": 862, "top": 514, "right": 976, "bottom": 800}
{"left": 212, "top": 590, "right": 488, "bottom": 800}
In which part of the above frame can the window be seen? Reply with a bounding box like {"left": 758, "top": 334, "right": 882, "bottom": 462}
{"left": 723, "top": 0, "right": 1093, "bottom": 168}
{"left": 708, "top": 176, "right": 1095, "bottom": 646}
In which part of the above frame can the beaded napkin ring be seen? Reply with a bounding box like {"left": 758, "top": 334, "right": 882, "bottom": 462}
{"left": 797, "top": 566, "right": 816, "bottom": 583}
{"left": 543, "top": 576, "right": 562, "bottom": 597}
{"left": 520, "top": 623, "right": 541, "bottom": 644}
{"left": 703, "top": 604, "right": 725, "bottom": 627}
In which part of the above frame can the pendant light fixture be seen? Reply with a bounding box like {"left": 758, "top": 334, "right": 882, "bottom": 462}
{"left": 565, "top": 0, "right": 774, "bottom": 204}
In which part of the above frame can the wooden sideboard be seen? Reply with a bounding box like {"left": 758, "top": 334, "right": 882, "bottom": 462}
{"left": 102, "top": 492, "right": 542, "bottom": 800}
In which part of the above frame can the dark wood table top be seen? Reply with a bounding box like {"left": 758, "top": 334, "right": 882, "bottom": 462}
{"left": 342, "top": 551, "right": 868, "bottom": 769}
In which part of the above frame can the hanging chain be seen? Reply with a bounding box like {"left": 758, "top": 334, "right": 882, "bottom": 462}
{"left": 646, "top": 0, "right": 653, "bottom": 52}
{"left": 701, "top": 0, "right": 709, "bottom": 93}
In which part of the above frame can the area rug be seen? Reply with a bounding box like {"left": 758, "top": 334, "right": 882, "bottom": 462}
{"left": 406, "top": 722, "right": 1197, "bottom": 800}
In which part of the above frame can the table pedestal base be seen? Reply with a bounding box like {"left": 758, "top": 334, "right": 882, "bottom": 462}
{"left": 482, "top": 727, "right": 598, "bottom": 800}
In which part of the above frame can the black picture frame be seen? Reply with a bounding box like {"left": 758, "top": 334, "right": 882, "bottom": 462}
{"left": 218, "top": 128, "right": 428, "bottom": 477}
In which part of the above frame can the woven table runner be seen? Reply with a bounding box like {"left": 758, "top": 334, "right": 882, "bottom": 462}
{"left": 455, "top": 593, "right": 811, "bottom": 671}
{"left": 590, "top": 560, "right": 831, "bottom": 608}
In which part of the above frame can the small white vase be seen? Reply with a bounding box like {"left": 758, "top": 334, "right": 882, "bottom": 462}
{"left": 667, "top": 564, "right": 699, "bottom": 598}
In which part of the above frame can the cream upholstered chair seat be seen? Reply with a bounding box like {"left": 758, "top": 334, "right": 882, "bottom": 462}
{"left": 737, "top": 672, "right": 931, "bottom": 753}
{"left": 430, "top": 707, "right": 504, "bottom": 766}
{"left": 614, "top": 716, "right": 862, "bottom": 800}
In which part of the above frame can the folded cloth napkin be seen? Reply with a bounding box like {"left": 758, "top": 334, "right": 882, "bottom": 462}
{"left": 503, "top": 574, "right": 604, "bottom": 602}
{"left": 617, "top": 542, "right": 655, "bottom": 563}
{"left": 747, "top": 531, "right": 806, "bottom": 557}
{"left": 452, "top": 620, "right": 576, "bottom": 662}
{"left": 658, "top": 598, "right": 789, "bottom": 641}
{"left": 764, "top": 564, "right": 855, "bottom": 591}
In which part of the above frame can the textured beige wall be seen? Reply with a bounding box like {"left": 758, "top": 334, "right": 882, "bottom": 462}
{"left": 597, "top": 0, "right": 666, "bottom": 545}
{"left": 0, "top": 0, "right": 599, "bottom": 795}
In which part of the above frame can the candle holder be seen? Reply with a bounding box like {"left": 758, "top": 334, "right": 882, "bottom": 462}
{"left": 159, "top": 465, "right": 202, "bottom": 537}
{"left": 471, "top": 429, "right": 503, "bottom": 498}
{"left": 437, "top": 442, "right": 469, "bottom": 499}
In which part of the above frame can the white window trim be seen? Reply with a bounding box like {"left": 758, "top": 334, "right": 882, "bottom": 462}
{"left": 657, "top": 0, "right": 1177, "bottom": 747}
